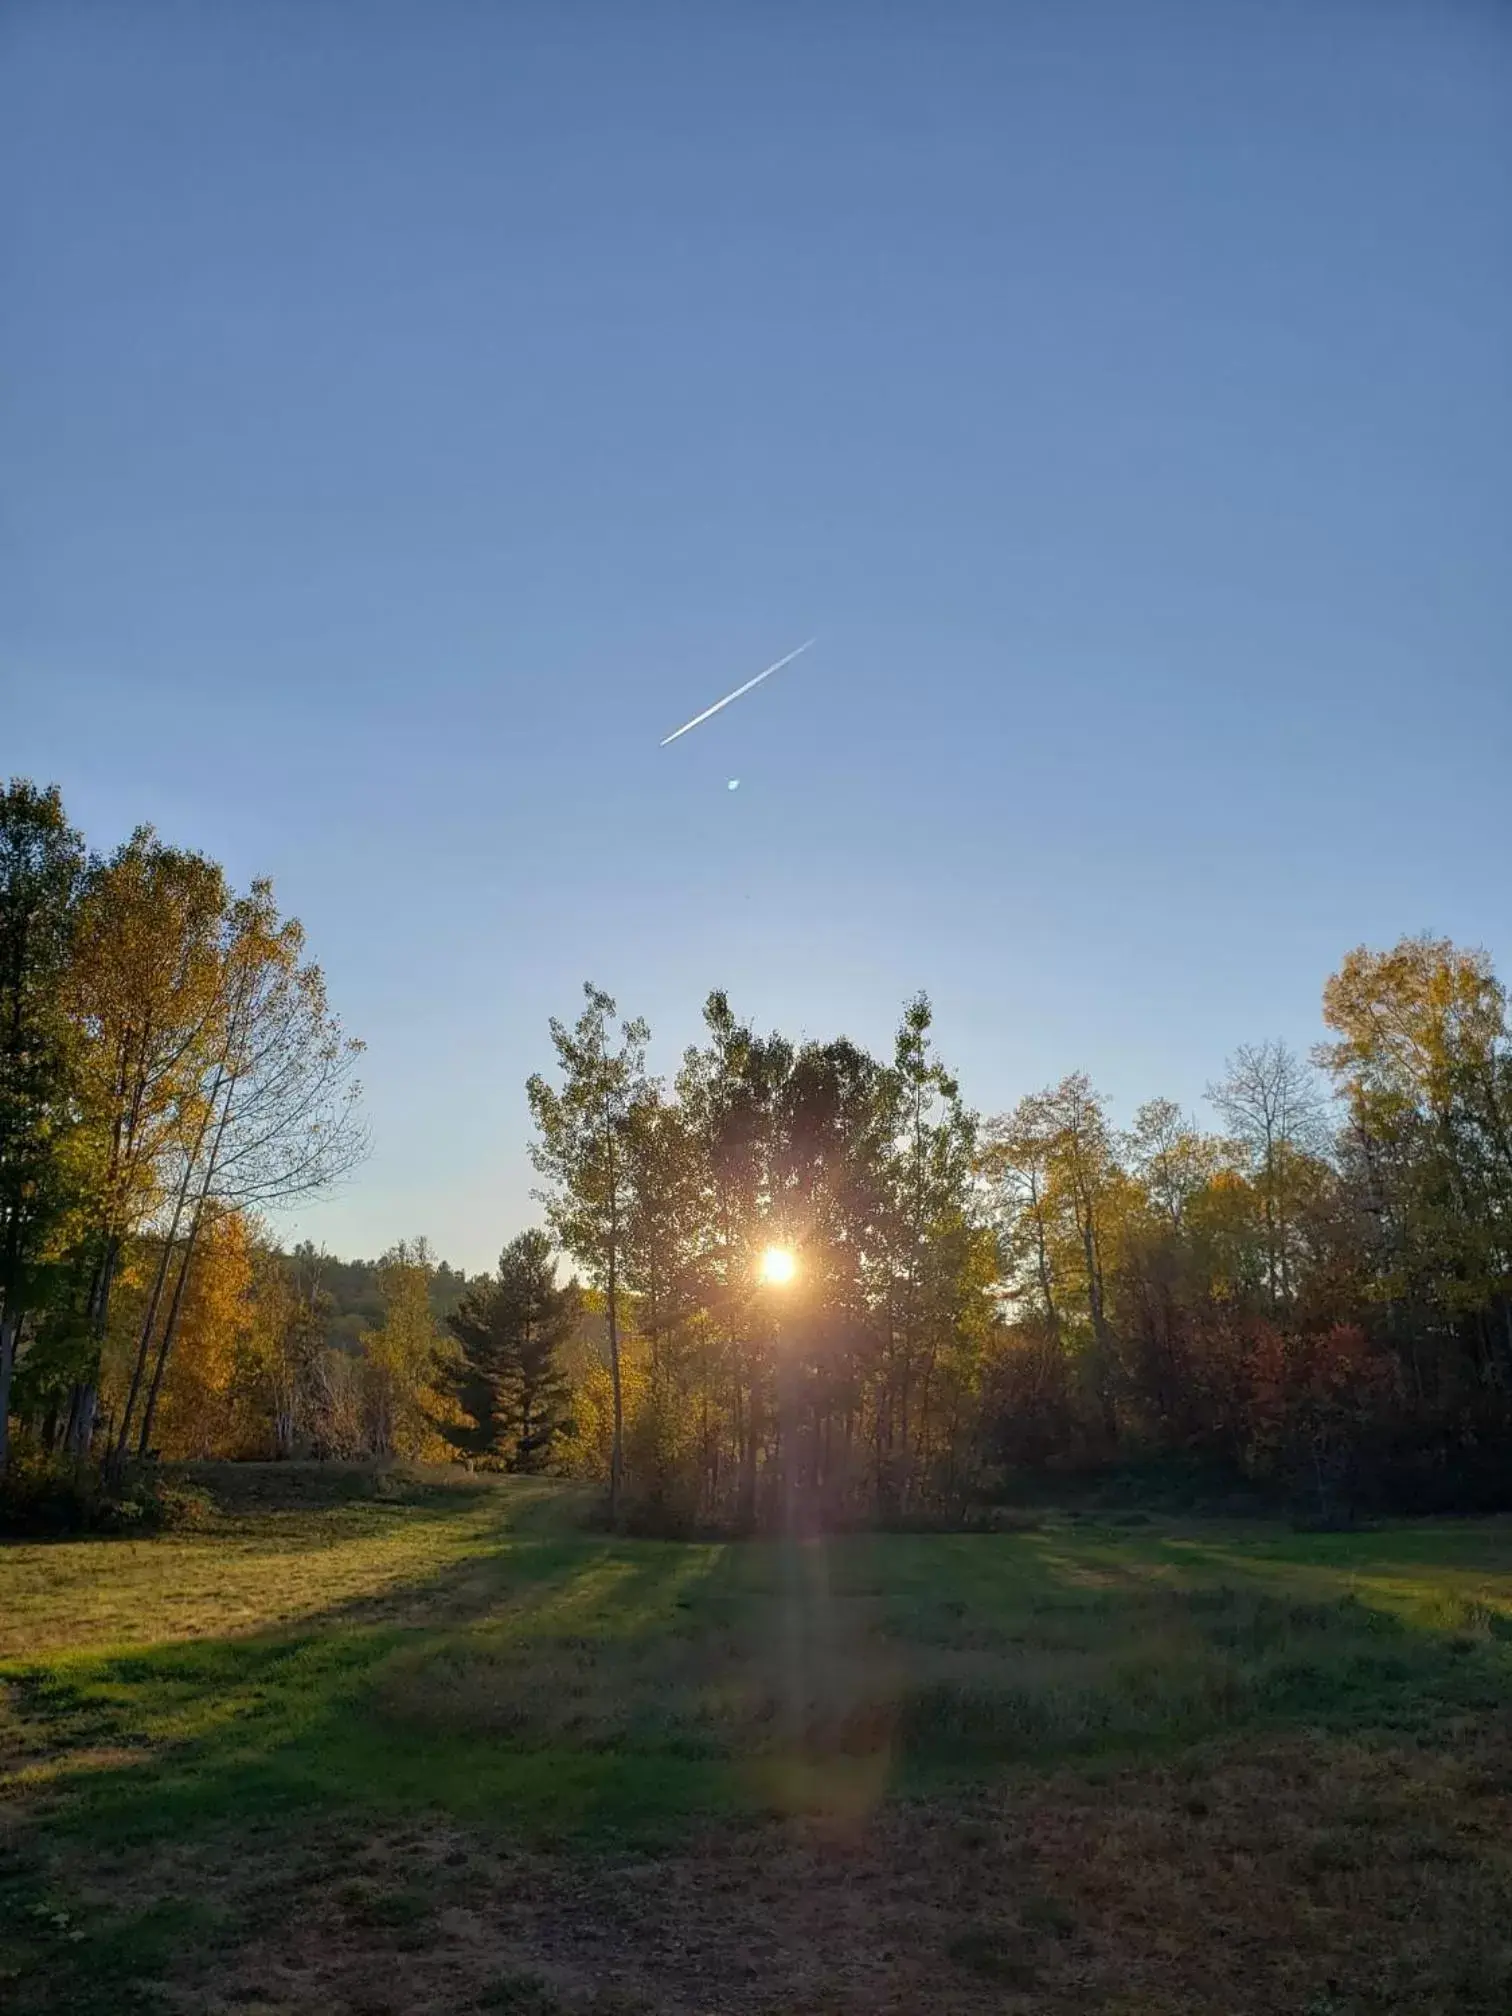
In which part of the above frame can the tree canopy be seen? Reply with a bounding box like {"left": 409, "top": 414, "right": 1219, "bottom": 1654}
{"left": 7, "top": 776, "right": 1512, "bottom": 1530}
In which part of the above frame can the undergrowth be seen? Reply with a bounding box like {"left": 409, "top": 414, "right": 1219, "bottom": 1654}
{"left": 0, "top": 1451, "right": 211, "bottom": 1540}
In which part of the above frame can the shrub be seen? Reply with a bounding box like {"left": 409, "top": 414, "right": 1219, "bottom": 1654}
{"left": 0, "top": 1450, "right": 213, "bottom": 1538}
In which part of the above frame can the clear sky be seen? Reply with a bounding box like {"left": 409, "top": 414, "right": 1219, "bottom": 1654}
{"left": 4, "top": 2, "right": 1508, "bottom": 1272}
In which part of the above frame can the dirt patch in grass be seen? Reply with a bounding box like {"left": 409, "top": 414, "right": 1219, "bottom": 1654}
{"left": 8, "top": 1717, "right": 1509, "bottom": 2015}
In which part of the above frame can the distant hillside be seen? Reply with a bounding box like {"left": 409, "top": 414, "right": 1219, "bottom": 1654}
{"left": 282, "top": 1242, "right": 475, "bottom": 1352}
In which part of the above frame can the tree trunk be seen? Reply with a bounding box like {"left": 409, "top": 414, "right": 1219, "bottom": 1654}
{"left": 112, "top": 1227, "right": 179, "bottom": 1473}
{"left": 0, "top": 1307, "right": 18, "bottom": 1479}
{"left": 137, "top": 1227, "right": 198, "bottom": 1458}
{"left": 1080, "top": 1211, "right": 1117, "bottom": 1444}
{"left": 606, "top": 1250, "right": 624, "bottom": 1523}
{"left": 68, "top": 1237, "right": 118, "bottom": 1462}
{"left": 67, "top": 1381, "right": 98, "bottom": 1461}
{"left": 737, "top": 1365, "right": 758, "bottom": 1530}
{"left": 115, "top": 1072, "right": 223, "bottom": 1465}
{"left": 138, "top": 1047, "right": 244, "bottom": 1459}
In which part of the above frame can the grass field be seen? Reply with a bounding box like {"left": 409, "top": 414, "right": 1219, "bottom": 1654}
{"left": 4, "top": 1467, "right": 1512, "bottom": 2013}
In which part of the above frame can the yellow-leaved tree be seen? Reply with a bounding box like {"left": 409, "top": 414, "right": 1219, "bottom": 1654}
{"left": 148, "top": 1208, "right": 254, "bottom": 1459}
{"left": 359, "top": 1238, "right": 460, "bottom": 1460}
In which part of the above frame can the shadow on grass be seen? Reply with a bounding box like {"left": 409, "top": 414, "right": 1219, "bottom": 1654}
{"left": 5, "top": 1513, "right": 1512, "bottom": 1867}
{"left": 1, "top": 1533, "right": 735, "bottom": 1855}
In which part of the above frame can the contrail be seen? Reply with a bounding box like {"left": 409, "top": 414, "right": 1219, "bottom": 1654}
{"left": 660, "top": 637, "right": 816, "bottom": 747}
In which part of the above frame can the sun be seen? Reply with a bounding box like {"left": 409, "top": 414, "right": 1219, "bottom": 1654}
{"left": 758, "top": 1244, "right": 797, "bottom": 1287}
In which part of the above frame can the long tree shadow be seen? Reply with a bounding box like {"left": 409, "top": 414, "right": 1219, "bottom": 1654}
{"left": 2, "top": 1528, "right": 737, "bottom": 1854}
{"left": 7, "top": 1513, "right": 1512, "bottom": 1869}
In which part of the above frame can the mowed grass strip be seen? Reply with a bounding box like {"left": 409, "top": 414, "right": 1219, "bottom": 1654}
{"left": 0, "top": 1466, "right": 578, "bottom": 1659}
{"left": 5, "top": 1479, "right": 1511, "bottom": 1832}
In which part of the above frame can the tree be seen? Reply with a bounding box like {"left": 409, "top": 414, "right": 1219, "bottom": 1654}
{"left": 448, "top": 1230, "right": 578, "bottom": 1468}
{"left": 238, "top": 1240, "right": 329, "bottom": 1457}
{"left": 361, "top": 1238, "right": 456, "bottom": 1458}
{"left": 138, "top": 1207, "right": 254, "bottom": 1459}
{"left": 1208, "top": 1040, "right": 1327, "bottom": 1309}
{"left": 0, "top": 782, "right": 86, "bottom": 1476}
{"left": 671, "top": 992, "right": 799, "bottom": 1528}
{"left": 985, "top": 1075, "right": 1128, "bottom": 1447}
{"left": 877, "top": 995, "right": 984, "bottom": 1514}
{"left": 623, "top": 1087, "right": 707, "bottom": 1391}
{"left": 1125, "top": 1098, "right": 1216, "bottom": 1235}
{"left": 120, "top": 881, "right": 365, "bottom": 1462}
{"left": 527, "top": 984, "right": 649, "bottom": 1523}
{"left": 1321, "top": 935, "right": 1512, "bottom": 1398}
{"left": 1245, "top": 1322, "right": 1400, "bottom": 1522}
{"left": 982, "top": 1094, "right": 1064, "bottom": 1335}
{"left": 60, "top": 829, "right": 228, "bottom": 1456}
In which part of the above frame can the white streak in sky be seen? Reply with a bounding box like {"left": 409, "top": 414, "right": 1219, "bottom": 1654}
{"left": 659, "top": 638, "right": 816, "bottom": 747}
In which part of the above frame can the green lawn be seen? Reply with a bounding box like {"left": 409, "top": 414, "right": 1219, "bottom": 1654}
{"left": 4, "top": 1467, "right": 1512, "bottom": 2013}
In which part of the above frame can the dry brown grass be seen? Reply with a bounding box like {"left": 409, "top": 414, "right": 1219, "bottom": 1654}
{"left": 27, "top": 1714, "right": 1508, "bottom": 2015}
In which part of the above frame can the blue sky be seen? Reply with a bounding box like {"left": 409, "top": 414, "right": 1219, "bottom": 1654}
{"left": 4, "top": 2, "right": 1508, "bottom": 1271}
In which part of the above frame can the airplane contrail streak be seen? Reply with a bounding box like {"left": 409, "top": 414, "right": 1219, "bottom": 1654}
{"left": 659, "top": 637, "right": 816, "bottom": 747}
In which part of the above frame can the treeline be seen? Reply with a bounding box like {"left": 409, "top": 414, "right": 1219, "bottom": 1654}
{"left": 71, "top": 1228, "right": 584, "bottom": 1471}
{"left": 0, "top": 780, "right": 363, "bottom": 1479}
{"left": 9, "top": 777, "right": 1512, "bottom": 1530}
{"left": 279, "top": 1242, "right": 472, "bottom": 1352}
{"left": 0, "top": 774, "right": 585, "bottom": 1487}
{"left": 528, "top": 944, "right": 1512, "bottom": 1529}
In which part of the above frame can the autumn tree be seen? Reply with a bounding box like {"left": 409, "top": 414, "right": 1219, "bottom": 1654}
{"left": 1125, "top": 1098, "right": 1218, "bottom": 1236}
{"left": 60, "top": 830, "right": 227, "bottom": 1456}
{"left": 141, "top": 1207, "right": 254, "bottom": 1459}
{"left": 118, "top": 882, "right": 365, "bottom": 1463}
{"left": 527, "top": 985, "right": 649, "bottom": 1523}
{"left": 988, "top": 1074, "right": 1125, "bottom": 1445}
{"left": 673, "top": 992, "right": 798, "bottom": 1527}
{"left": 1208, "top": 1040, "right": 1328, "bottom": 1309}
{"left": 1245, "top": 1321, "right": 1401, "bottom": 1522}
{"left": 981, "top": 1096, "right": 1064, "bottom": 1336}
{"left": 1322, "top": 935, "right": 1512, "bottom": 1402}
{"left": 360, "top": 1238, "right": 457, "bottom": 1458}
{"left": 238, "top": 1240, "right": 330, "bottom": 1456}
{"left": 623, "top": 1087, "right": 708, "bottom": 1391}
{"left": 875, "top": 995, "right": 985, "bottom": 1514}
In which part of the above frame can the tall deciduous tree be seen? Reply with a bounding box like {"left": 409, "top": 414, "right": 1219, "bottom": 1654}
{"left": 61, "top": 830, "right": 227, "bottom": 1455}
{"left": 122, "top": 882, "right": 365, "bottom": 1461}
{"left": 1322, "top": 935, "right": 1512, "bottom": 1391}
{"left": 240, "top": 1239, "right": 330, "bottom": 1457}
{"left": 1125, "top": 1098, "right": 1215, "bottom": 1235}
{"left": 879, "top": 994, "right": 982, "bottom": 1513}
{"left": 361, "top": 1237, "right": 456, "bottom": 1458}
{"left": 143, "top": 1206, "right": 254, "bottom": 1459}
{"left": 1208, "top": 1040, "right": 1327, "bottom": 1309}
{"left": 527, "top": 985, "right": 649, "bottom": 1523}
{"left": 982, "top": 1094, "right": 1064, "bottom": 1335}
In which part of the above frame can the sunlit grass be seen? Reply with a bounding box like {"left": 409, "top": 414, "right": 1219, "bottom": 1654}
{"left": 5, "top": 1475, "right": 1512, "bottom": 2011}
{"left": 0, "top": 1466, "right": 543, "bottom": 1660}
{"left": 8, "top": 1487, "right": 1509, "bottom": 1827}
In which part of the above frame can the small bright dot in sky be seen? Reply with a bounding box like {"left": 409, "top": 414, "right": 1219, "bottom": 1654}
{"left": 727, "top": 778, "right": 740, "bottom": 791}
